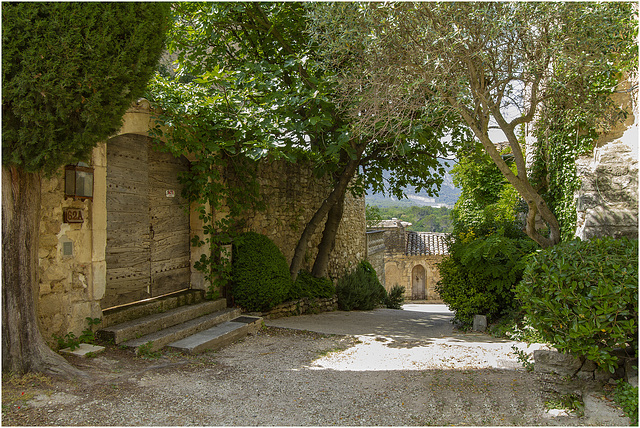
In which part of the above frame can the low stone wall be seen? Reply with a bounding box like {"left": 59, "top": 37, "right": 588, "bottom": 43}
{"left": 258, "top": 297, "right": 339, "bottom": 319}
{"left": 535, "top": 349, "right": 638, "bottom": 385}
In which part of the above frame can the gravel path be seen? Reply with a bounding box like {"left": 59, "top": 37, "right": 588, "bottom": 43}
{"left": 2, "top": 308, "right": 631, "bottom": 426}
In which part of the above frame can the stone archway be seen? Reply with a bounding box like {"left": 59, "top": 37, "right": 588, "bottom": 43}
{"left": 411, "top": 265, "right": 426, "bottom": 300}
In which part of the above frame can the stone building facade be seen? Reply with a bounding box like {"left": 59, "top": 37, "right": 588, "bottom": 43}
{"left": 368, "top": 219, "right": 448, "bottom": 302}
{"left": 574, "top": 85, "right": 638, "bottom": 240}
{"left": 36, "top": 100, "right": 365, "bottom": 343}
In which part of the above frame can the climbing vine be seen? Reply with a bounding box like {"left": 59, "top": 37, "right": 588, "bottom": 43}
{"left": 147, "top": 74, "right": 267, "bottom": 298}
{"left": 528, "top": 2, "right": 637, "bottom": 242}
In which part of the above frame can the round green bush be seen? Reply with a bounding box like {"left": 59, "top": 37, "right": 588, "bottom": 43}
{"left": 231, "top": 232, "right": 293, "bottom": 312}
{"left": 384, "top": 285, "right": 405, "bottom": 310}
{"left": 336, "top": 260, "right": 386, "bottom": 311}
{"left": 515, "top": 237, "right": 638, "bottom": 373}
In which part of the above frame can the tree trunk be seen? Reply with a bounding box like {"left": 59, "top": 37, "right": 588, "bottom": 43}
{"left": 457, "top": 106, "right": 562, "bottom": 248}
{"left": 289, "top": 144, "right": 365, "bottom": 281}
{"left": 311, "top": 189, "right": 346, "bottom": 278}
{"left": 2, "top": 165, "right": 85, "bottom": 377}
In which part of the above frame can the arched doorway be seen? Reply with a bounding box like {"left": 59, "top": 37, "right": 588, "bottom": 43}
{"left": 412, "top": 265, "right": 426, "bottom": 300}
{"left": 103, "top": 134, "right": 191, "bottom": 309}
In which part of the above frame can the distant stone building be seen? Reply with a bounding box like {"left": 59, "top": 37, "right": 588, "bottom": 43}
{"left": 367, "top": 219, "right": 448, "bottom": 302}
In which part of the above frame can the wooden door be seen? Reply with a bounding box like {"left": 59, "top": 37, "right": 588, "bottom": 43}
{"left": 104, "top": 134, "right": 190, "bottom": 309}
{"left": 411, "top": 265, "right": 426, "bottom": 300}
{"left": 148, "top": 144, "right": 191, "bottom": 296}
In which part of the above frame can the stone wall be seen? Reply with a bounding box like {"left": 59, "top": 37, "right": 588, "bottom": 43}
{"left": 38, "top": 145, "right": 107, "bottom": 343}
{"left": 35, "top": 102, "right": 367, "bottom": 344}
{"left": 365, "top": 230, "right": 386, "bottom": 287}
{"left": 258, "top": 296, "right": 338, "bottom": 319}
{"left": 575, "top": 80, "right": 637, "bottom": 240}
{"left": 244, "top": 159, "right": 366, "bottom": 281}
{"left": 575, "top": 139, "right": 638, "bottom": 240}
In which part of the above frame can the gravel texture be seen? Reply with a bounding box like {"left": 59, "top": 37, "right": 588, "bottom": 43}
{"left": 2, "top": 325, "right": 630, "bottom": 426}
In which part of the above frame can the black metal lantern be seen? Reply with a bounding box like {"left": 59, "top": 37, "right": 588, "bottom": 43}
{"left": 65, "top": 162, "right": 94, "bottom": 200}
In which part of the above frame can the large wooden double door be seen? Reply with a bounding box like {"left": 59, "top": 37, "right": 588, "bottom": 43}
{"left": 103, "top": 134, "right": 191, "bottom": 309}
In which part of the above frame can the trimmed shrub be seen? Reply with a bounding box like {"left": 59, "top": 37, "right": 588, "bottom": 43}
{"left": 384, "top": 285, "right": 405, "bottom": 310}
{"left": 436, "top": 227, "right": 539, "bottom": 327}
{"left": 336, "top": 261, "right": 386, "bottom": 311}
{"left": 516, "top": 237, "right": 638, "bottom": 373}
{"left": 289, "top": 270, "right": 335, "bottom": 300}
{"left": 231, "top": 232, "right": 292, "bottom": 312}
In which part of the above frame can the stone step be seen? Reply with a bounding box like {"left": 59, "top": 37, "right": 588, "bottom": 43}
{"left": 122, "top": 308, "right": 243, "bottom": 353}
{"left": 98, "top": 298, "right": 228, "bottom": 344}
{"left": 100, "top": 290, "right": 207, "bottom": 328}
{"left": 167, "top": 316, "right": 263, "bottom": 354}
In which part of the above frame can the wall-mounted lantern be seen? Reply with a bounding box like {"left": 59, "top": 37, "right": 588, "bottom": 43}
{"left": 65, "top": 162, "right": 94, "bottom": 200}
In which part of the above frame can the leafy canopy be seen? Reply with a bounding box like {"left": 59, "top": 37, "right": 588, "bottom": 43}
{"left": 308, "top": 2, "right": 637, "bottom": 247}
{"left": 2, "top": 3, "right": 170, "bottom": 174}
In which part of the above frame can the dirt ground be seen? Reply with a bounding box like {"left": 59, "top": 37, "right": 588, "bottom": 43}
{"left": 1, "top": 326, "right": 630, "bottom": 426}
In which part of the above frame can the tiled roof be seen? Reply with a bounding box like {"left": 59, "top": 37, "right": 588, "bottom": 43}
{"left": 406, "top": 232, "right": 449, "bottom": 256}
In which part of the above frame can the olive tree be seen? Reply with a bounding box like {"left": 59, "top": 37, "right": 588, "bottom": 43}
{"left": 308, "top": 2, "right": 637, "bottom": 247}
{"left": 2, "top": 3, "right": 169, "bottom": 375}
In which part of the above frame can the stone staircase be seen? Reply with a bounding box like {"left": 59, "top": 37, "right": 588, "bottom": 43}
{"left": 97, "top": 290, "right": 262, "bottom": 354}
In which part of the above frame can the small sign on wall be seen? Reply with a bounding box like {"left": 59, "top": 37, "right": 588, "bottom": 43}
{"left": 166, "top": 190, "right": 175, "bottom": 198}
{"left": 63, "top": 208, "right": 84, "bottom": 224}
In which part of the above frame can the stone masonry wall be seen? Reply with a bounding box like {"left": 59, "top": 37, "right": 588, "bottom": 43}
{"left": 366, "top": 230, "right": 386, "bottom": 287}
{"left": 244, "top": 159, "right": 366, "bottom": 281}
{"left": 575, "top": 139, "right": 638, "bottom": 240}
{"left": 38, "top": 146, "right": 106, "bottom": 344}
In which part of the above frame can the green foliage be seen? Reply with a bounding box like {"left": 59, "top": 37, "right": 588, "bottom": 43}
{"left": 336, "top": 261, "right": 386, "bottom": 311}
{"left": 52, "top": 317, "right": 101, "bottom": 351}
{"left": 516, "top": 237, "right": 638, "bottom": 373}
{"left": 231, "top": 232, "right": 293, "bottom": 312}
{"left": 613, "top": 379, "right": 638, "bottom": 425}
{"left": 451, "top": 146, "right": 523, "bottom": 235}
{"left": 511, "top": 346, "right": 535, "bottom": 372}
{"left": 545, "top": 393, "right": 585, "bottom": 417}
{"left": 527, "top": 3, "right": 637, "bottom": 242}
{"left": 365, "top": 204, "right": 383, "bottom": 229}
{"left": 309, "top": 2, "right": 637, "bottom": 248}
{"left": 289, "top": 270, "right": 335, "bottom": 300}
{"left": 2, "top": 2, "right": 170, "bottom": 174}
{"left": 136, "top": 342, "right": 162, "bottom": 359}
{"left": 384, "top": 285, "right": 405, "bottom": 310}
{"left": 436, "top": 227, "right": 539, "bottom": 327}
{"left": 369, "top": 205, "right": 453, "bottom": 233}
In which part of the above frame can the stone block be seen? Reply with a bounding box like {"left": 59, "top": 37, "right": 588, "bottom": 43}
{"left": 473, "top": 315, "right": 487, "bottom": 332}
{"left": 534, "top": 350, "right": 584, "bottom": 376}
{"left": 625, "top": 359, "right": 638, "bottom": 387}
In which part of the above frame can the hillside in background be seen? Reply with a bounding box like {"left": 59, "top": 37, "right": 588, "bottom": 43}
{"left": 365, "top": 159, "right": 460, "bottom": 208}
{"left": 374, "top": 205, "right": 454, "bottom": 233}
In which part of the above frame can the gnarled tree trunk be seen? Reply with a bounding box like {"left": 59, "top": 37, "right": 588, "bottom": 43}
{"left": 289, "top": 143, "right": 365, "bottom": 281}
{"left": 2, "top": 165, "right": 84, "bottom": 377}
{"left": 311, "top": 189, "right": 346, "bottom": 278}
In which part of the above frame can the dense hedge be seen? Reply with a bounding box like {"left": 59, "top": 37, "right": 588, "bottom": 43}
{"left": 516, "top": 237, "right": 638, "bottom": 373}
{"left": 2, "top": 3, "right": 170, "bottom": 173}
{"left": 289, "top": 270, "right": 335, "bottom": 300}
{"left": 336, "top": 261, "right": 386, "bottom": 311}
{"left": 436, "top": 226, "right": 539, "bottom": 327}
{"left": 230, "top": 232, "right": 292, "bottom": 312}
